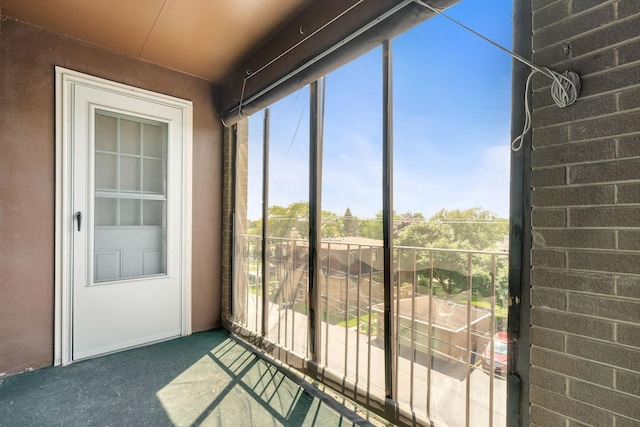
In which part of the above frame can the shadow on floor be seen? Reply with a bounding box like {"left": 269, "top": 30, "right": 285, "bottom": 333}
{"left": 0, "top": 330, "right": 373, "bottom": 426}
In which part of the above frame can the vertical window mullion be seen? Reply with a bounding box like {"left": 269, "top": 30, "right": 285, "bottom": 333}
{"left": 230, "top": 124, "right": 238, "bottom": 318}
{"left": 139, "top": 123, "right": 144, "bottom": 225}
{"left": 261, "top": 109, "right": 270, "bottom": 337}
{"left": 116, "top": 118, "right": 121, "bottom": 226}
{"left": 382, "top": 39, "right": 396, "bottom": 403}
{"left": 308, "top": 78, "right": 324, "bottom": 362}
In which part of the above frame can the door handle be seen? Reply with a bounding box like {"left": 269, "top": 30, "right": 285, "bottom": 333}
{"left": 76, "top": 211, "right": 82, "bottom": 232}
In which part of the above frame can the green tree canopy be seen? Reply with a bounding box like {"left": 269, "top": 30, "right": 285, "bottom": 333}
{"left": 395, "top": 208, "right": 507, "bottom": 250}
{"left": 254, "top": 202, "right": 343, "bottom": 239}
{"left": 268, "top": 202, "right": 309, "bottom": 238}
{"left": 429, "top": 207, "right": 507, "bottom": 250}
{"left": 395, "top": 207, "right": 508, "bottom": 296}
{"left": 355, "top": 210, "right": 420, "bottom": 240}
{"left": 357, "top": 212, "right": 383, "bottom": 240}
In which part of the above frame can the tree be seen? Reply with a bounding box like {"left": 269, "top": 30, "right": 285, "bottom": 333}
{"left": 248, "top": 219, "right": 262, "bottom": 236}
{"left": 392, "top": 219, "right": 453, "bottom": 248}
{"left": 393, "top": 211, "right": 425, "bottom": 238}
{"left": 263, "top": 202, "right": 343, "bottom": 239}
{"left": 320, "top": 210, "right": 343, "bottom": 238}
{"left": 395, "top": 207, "right": 508, "bottom": 297}
{"left": 269, "top": 202, "right": 309, "bottom": 238}
{"left": 430, "top": 207, "right": 507, "bottom": 251}
{"left": 343, "top": 208, "right": 357, "bottom": 236}
{"left": 356, "top": 210, "right": 421, "bottom": 240}
{"left": 357, "top": 211, "right": 383, "bottom": 240}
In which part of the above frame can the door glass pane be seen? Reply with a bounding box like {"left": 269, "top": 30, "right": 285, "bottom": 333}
{"left": 120, "top": 156, "right": 141, "bottom": 192}
{"left": 94, "top": 110, "right": 167, "bottom": 283}
{"left": 120, "top": 199, "right": 141, "bottom": 225}
{"left": 95, "top": 153, "right": 117, "bottom": 190}
{"left": 143, "top": 159, "right": 163, "bottom": 193}
{"left": 143, "top": 200, "right": 164, "bottom": 226}
{"left": 120, "top": 118, "right": 141, "bottom": 155}
{"left": 95, "top": 197, "right": 117, "bottom": 226}
{"left": 143, "top": 123, "right": 163, "bottom": 157}
{"left": 96, "top": 114, "right": 117, "bottom": 152}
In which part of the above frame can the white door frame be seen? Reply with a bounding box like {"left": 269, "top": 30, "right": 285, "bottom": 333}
{"left": 54, "top": 67, "right": 193, "bottom": 365}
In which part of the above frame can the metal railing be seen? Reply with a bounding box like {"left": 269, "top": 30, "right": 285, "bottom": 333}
{"left": 233, "top": 234, "right": 509, "bottom": 426}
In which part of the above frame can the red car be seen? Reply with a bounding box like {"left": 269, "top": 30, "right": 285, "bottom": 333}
{"left": 482, "top": 331, "right": 508, "bottom": 375}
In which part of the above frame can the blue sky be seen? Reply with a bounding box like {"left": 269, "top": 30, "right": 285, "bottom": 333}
{"left": 247, "top": 0, "right": 513, "bottom": 220}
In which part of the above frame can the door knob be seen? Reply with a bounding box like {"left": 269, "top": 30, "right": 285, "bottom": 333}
{"left": 76, "top": 211, "right": 82, "bottom": 232}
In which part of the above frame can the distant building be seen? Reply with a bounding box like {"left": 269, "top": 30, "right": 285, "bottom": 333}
{"left": 372, "top": 296, "right": 491, "bottom": 362}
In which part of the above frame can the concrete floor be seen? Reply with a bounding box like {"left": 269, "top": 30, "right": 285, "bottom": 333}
{"left": 0, "top": 330, "right": 382, "bottom": 427}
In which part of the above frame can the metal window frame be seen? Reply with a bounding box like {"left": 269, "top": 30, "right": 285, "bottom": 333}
{"left": 308, "top": 79, "right": 324, "bottom": 362}
{"left": 227, "top": 4, "right": 528, "bottom": 423}
{"left": 507, "top": 0, "right": 532, "bottom": 425}
{"left": 381, "top": 39, "right": 397, "bottom": 413}
{"left": 261, "top": 109, "right": 270, "bottom": 337}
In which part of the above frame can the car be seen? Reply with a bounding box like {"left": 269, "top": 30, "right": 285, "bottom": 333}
{"left": 482, "top": 331, "right": 508, "bottom": 376}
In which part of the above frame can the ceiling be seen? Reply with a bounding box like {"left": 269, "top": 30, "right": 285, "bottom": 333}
{"left": 1, "top": 0, "right": 311, "bottom": 82}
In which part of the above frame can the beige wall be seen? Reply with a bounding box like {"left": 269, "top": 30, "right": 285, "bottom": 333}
{"left": 0, "top": 19, "right": 222, "bottom": 375}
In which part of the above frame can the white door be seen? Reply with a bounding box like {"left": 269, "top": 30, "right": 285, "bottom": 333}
{"left": 65, "top": 77, "right": 190, "bottom": 361}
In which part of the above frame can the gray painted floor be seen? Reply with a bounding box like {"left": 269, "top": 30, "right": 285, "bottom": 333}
{"left": 0, "top": 330, "right": 378, "bottom": 427}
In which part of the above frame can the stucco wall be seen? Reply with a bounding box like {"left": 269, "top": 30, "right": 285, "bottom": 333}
{"left": 529, "top": 1, "right": 640, "bottom": 425}
{"left": 0, "top": 18, "right": 222, "bottom": 375}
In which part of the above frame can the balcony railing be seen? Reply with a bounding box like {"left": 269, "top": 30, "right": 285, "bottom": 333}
{"left": 232, "top": 234, "right": 509, "bottom": 427}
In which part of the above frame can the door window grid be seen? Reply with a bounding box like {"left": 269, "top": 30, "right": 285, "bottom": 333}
{"left": 95, "top": 111, "right": 167, "bottom": 227}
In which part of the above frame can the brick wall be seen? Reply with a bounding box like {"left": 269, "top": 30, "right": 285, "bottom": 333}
{"left": 530, "top": 0, "right": 640, "bottom": 425}
{"left": 221, "top": 125, "right": 233, "bottom": 321}
{"left": 221, "top": 119, "right": 249, "bottom": 321}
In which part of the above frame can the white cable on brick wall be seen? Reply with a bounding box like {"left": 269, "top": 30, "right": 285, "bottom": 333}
{"left": 511, "top": 69, "right": 581, "bottom": 151}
